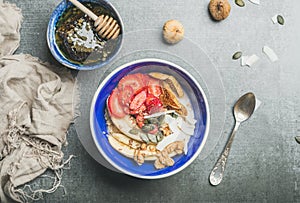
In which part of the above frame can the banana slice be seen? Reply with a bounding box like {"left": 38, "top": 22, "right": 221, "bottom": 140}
{"left": 108, "top": 135, "right": 157, "bottom": 161}
{"left": 112, "top": 133, "right": 141, "bottom": 149}
{"left": 166, "top": 76, "right": 184, "bottom": 98}
{"left": 149, "top": 72, "right": 170, "bottom": 80}
{"left": 108, "top": 135, "right": 135, "bottom": 159}
{"left": 111, "top": 115, "right": 143, "bottom": 142}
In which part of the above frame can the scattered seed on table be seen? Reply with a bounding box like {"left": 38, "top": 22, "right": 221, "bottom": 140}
{"left": 235, "top": 0, "right": 245, "bottom": 7}
{"left": 295, "top": 136, "right": 300, "bottom": 144}
{"left": 232, "top": 51, "right": 242, "bottom": 60}
{"left": 277, "top": 15, "right": 285, "bottom": 25}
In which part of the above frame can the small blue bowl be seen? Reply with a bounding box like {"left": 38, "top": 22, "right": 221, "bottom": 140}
{"left": 90, "top": 58, "right": 210, "bottom": 179}
{"left": 47, "top": 0, "right": 123, "bottom": 70}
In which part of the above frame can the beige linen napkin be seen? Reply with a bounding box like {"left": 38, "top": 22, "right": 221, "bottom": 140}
{"left": 0, "top": 2, "right": 76, "bottom": 203}
{"left": 0, "top": 0, "right": 22, "bottom": 57}
{"left": 0, "top": 54, "right": 76, "bottom": 203}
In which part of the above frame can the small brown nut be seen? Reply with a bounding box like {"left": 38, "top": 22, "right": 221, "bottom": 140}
{"left": 140, "top": 143, "right": 147, "bottom": 150}
{"left": 163, "top": 20, "right": 184, "bottom": 44}
{"left": 209, "top": 0, "right": 231, "bottom": 21}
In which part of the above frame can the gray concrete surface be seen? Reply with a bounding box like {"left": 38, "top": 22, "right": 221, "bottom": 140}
{"left": 10, "top": 0, "right": 300, "bottom": 202}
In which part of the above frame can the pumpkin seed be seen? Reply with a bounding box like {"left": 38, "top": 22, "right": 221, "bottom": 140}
{"left": 170, "top": 112, "right": 178, "bottom": 118}
{"left": 129, "top": 128, "right": 139, "bottom": 135}
{"left": 140, "top": 133, "right": 149, "bottom": 143}
{"left": 277, "top": 15, "right": 284, "bottom": 25}
{"left": 156, "top": 132, "right": 164, "bottom": 142}
{"left": 146, "top": 117, "right": 159, "bottom": 124}
{"left": 142, "top": 124, "right": 156, "bottom": 133}
{"left": 295, "top": 136, "right": 300, "bottom": 144}
{"left": 147, "top": 133, "right": 157, "bottom": 143}
{"left": 235, "top": 0, "right": 245, "bottom": 7}
{"left": 157, "top": 115, "right": 165, "bottom": 124}
{"left": 232, "top": 51, "right": 242, "bottom": 60}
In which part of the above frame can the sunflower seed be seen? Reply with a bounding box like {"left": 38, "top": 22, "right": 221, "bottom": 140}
{"left": 295, "top": 136, "right": 300, "bottom": 144}
{"left": 235, "top": 0, "right": 245, "bottom": 7}
{"left": 232, "top": 51, "right": 242, "bottom": 60}
{"left": 277, "top": 15, "right": 284, "bottom": 25}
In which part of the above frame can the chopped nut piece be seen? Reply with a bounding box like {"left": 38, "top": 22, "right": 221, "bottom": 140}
{"left": 154, "top": 141, "right": 185, "bottom": 169}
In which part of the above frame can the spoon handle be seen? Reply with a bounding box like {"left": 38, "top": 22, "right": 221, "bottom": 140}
{"left": 69, "top": 0, "right": 98, "bottom": 21}
{"left": 209, "top": 121, "right": 240, "bottom": 186}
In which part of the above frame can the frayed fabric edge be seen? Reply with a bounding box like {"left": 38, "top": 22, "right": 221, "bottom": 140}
{"left": 13, "top": 155, "right": 75, "bottom": 203}
{"left": 73, "top": 77, "right": 81, "bottom": 122}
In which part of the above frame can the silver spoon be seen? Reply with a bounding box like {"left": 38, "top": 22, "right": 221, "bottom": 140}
{"left": 209, "top": 92, "right": 256, "bottom": 186}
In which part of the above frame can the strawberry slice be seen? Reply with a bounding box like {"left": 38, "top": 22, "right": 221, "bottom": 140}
{"left": 107, "top": 89, "right": 126, "bottom": 118}
{"left": 118, "top": 74, "right": 144, "bottom": 92}
{"left": 145, "top": 94, "right": 163, "bottom": 114}
{"left": 118, "top": 85, "right": 134, "bottom": 107}
{"left": 136, "top": 114, "right": 145, "bottom": 128}
{"left": 133, "top": 73, "right": 147, "bottom": 85}
{"left": 147, "top": 85, "right": 162, "bottom": 98}
{"left": 130, "top": 104, "right": 147, "bottom": 115}
{"left": 129, "top": 90, "right": 147, "bottom": 110}
{"left": 140, "top": 74, "right": 151, "bottom": 85}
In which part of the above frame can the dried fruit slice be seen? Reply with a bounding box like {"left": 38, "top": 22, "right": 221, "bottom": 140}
{"left": 209, "top": 0, "right": 231, "bottom": 21}
{"left": 163, "top": 20, "right": 184, "bottom": 44}
{"left": 108, "top": 89, "right": 126, "bottom": 118}
{"left": 147, "top": 85, "right": 162, "bottom": 98}
{"left": 145, "top": 94, "right": 163, "bottom": 113}
{"left": 161, "top": 82, "right": 181, "bottom": 109}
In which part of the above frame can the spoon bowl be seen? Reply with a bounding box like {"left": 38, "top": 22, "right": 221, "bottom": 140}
{"left": 234, "top": 92, "right": 256, "bottom": 123}
{"left": 209, "top": 92, "right": 256, "bottom": 186}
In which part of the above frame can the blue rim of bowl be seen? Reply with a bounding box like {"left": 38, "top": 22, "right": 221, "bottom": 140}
{"left": 90, "top": 58, "right": 210, "bottom": 179}
{"left": 47, "top": 0, "right": 124, "bottom": 70}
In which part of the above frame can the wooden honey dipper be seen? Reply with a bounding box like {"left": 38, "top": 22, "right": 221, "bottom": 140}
{"left": 68, "top": 0, "right": 120, "bottom": 40}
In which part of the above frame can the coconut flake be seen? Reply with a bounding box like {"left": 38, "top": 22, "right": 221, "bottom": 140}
{"left": 263, "top": 46, "right": 278, "bottom": 62}
{"left": 186, "top": 116, "right": 197, "bottom": 125}
{"left": 156, "top": 132, "right": 185, "bottom": 151}
{"left": 179, "top": 118, "right": 195, "bottom": 135}
{"left": 184, "top": 136, "right": 190, "bottom": 155}
{"left": 248, "top": 0, "right": 260, "bottom": 5}
{"left": 272, "top": 15, "right": 278, "bottom": 24}
{"left": 144, "top": 110, "right": 175, "bottom": 119}
{"left": 245, "top": 54, "right": 260, "bottom": 67}
{"left": 165, "top": 115, "right": 179, "bottom": 133}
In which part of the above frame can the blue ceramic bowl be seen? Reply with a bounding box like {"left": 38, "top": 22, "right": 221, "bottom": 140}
{"left": 90, "top": 58, "right": 210, "bottom": 179}
{"left": 47, "top": 0, "right": 123, "bottom": 70}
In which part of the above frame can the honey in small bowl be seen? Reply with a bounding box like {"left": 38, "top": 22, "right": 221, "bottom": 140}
{"left": 47, "top": 0, "right": 123, "bottom": 70}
